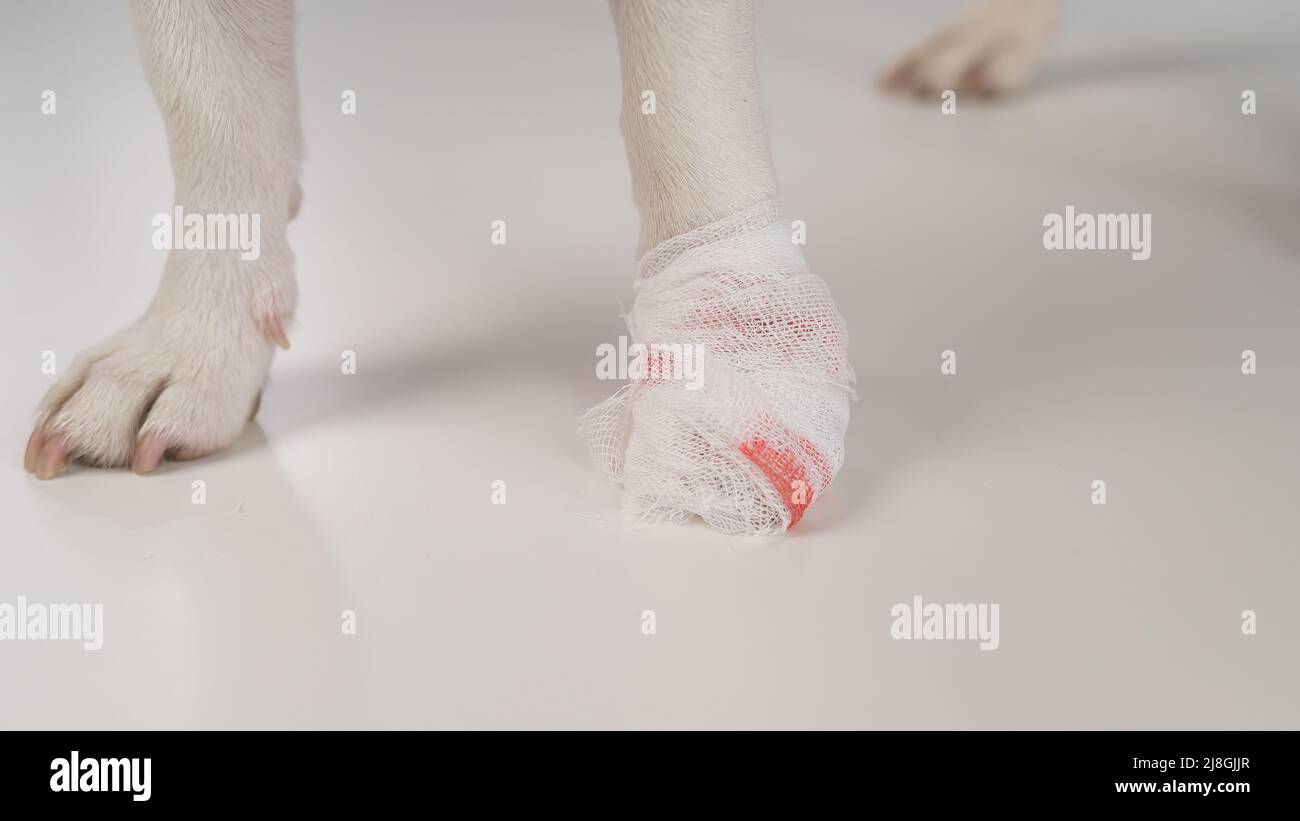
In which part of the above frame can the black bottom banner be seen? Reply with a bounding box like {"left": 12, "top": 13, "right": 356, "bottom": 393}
{"left": 1, "top": 730, "right": 1285, "bottom": 808}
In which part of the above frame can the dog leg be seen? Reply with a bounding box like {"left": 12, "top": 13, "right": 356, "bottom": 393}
{"left": 25, "top": 0, "right": 302, "bottom": 478}
{"left": 585, "top": 0, "right": 854, "bottom": 534}
{"left": 610, "top": 0, "right": 777, "bottom": 255}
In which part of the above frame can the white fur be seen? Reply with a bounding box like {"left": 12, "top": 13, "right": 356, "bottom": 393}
{"left": 610, "top": 0, "right": 777, "bottom": 254}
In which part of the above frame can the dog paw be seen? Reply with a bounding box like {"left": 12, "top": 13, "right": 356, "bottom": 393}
{"left": 881, "top": 0, "right": 1056, "bottom": 97}
{"left": 24, "top": 251, "right": 293, "bottom": 479}
{"left": 582, "top": 202, "right": 854, "bottom": 536}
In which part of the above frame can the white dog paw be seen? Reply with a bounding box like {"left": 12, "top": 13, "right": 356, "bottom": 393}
{"left": 25, "top": 251, "right": 293, "bottom": 479}
{"left": 881, "top": 0, "right": 1056, "bottom": 97}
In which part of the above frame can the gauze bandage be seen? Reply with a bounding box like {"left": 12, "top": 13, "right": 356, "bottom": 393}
{"left": 582, "top": 201, "right": 854, "bottom": 535}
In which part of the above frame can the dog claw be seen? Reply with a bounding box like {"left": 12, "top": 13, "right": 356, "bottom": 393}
{"left": 24, "top": 426, "right": 45, "bottom": 473}
{"left": 131, "top": 434, "right": 167, "bottom": 475}
{"left": 35, "top": 438, "right": 69, "bottom": 481}
{"left": 266, "top": 312, "right": 291, "bottom": 351}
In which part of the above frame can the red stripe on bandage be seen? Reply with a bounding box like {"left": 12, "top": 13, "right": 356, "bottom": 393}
{"left": 738, "top": 436, "right": 830, "bottom": 530}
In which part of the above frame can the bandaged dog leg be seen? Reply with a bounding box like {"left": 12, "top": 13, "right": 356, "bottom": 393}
{"left": 593, "top": 1, "right": 853, "bottom": 533}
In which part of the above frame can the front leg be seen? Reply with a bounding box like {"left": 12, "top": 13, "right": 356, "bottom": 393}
{"left": 585, "top": 0, "right": 854, "bottom": 534}
{"left": 25, "top": 0, "right": 302, "bottom": 478}
{"left": 609, "top": 0, "right": 778, "bottom": 254}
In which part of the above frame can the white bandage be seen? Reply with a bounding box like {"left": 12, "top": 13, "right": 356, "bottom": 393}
{"left": 582, "top": 201, "right": 854, "bottom": 535}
